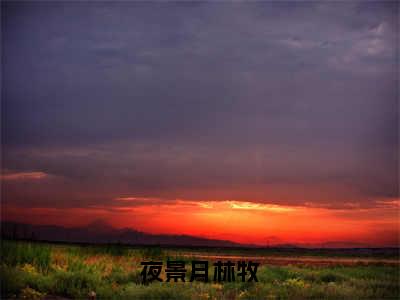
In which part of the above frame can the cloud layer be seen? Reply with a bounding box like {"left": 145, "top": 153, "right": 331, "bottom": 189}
{"left": 2, "top": 1, "right": 398, "bottom": 213}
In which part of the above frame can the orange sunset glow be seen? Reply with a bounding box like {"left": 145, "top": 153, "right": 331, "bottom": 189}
{"left": 3, "top": 196, "right": 399, "bottom": 247}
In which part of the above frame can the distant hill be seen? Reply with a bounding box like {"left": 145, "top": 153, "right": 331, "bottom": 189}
{"left": 1, "top": 221, "right": 244, "bottom": 247}
{"left": 315, "top": 241, "right": 373, "bottom": 249}
{"left": 2, "top": 221, "right": 398, "bottom": 254}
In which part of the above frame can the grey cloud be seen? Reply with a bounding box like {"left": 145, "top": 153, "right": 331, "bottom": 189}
{"left": 2, "top": 1, "right": 398, "bottom": 208}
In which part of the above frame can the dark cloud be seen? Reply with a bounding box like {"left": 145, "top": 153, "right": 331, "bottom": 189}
{"left": 2, "top": 1, "right": 398, "bottom": 208}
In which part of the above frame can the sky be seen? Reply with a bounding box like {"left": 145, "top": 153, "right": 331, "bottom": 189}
{"left": 2, "top": 1, "right": 399, "bottom": 247}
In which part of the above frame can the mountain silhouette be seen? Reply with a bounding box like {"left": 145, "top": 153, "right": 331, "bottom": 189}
{"left": 1, "top": 221, "right": 243, "bottom": 247}
{"left": 85, "top": 219, "right": 115, "bottom": 234}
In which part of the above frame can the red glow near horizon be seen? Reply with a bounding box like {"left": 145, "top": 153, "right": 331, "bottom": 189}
{"left": 3, "top": 197, "right": 399, "bottom": 247}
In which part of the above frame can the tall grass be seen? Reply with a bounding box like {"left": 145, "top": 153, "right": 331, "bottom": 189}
{"left": 139, "top": 245, "right": 164, "bottom": 259}
{"left": 1, "top": 240, "right": 399, "bottom": 299}
{"left": 1, "top": 240, "right": 51, "bottom": 272}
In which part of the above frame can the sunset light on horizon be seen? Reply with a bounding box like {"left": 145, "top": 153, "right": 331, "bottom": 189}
{"left": 3, "top": 193, "right": 399, "bottom": 247}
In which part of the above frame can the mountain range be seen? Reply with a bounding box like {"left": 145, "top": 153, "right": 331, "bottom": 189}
{"left": 2, "top": 220, "right": 395, "bottom": 251}
{"left": 1, "top": 220, "right": 244, "bottom": 247}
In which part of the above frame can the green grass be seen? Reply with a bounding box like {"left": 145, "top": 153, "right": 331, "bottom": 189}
{"left": 1, "top": 240, "right": 51, "bottom": 272}
{"left": 0, "top": 240, "right": 398, "bottom": 299}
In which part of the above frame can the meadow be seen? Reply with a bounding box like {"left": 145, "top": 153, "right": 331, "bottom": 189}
{"left": 1, "top": 240, "right": 399, "bottom": 299}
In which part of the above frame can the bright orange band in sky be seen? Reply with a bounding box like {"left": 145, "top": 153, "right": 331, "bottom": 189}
{"left": 3, "top": 197, "right": 399, "bottom": 247}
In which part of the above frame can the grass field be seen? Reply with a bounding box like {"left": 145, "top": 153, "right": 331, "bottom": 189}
{"left": 1, "top": 240, "right": 399, "bottom": 299}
